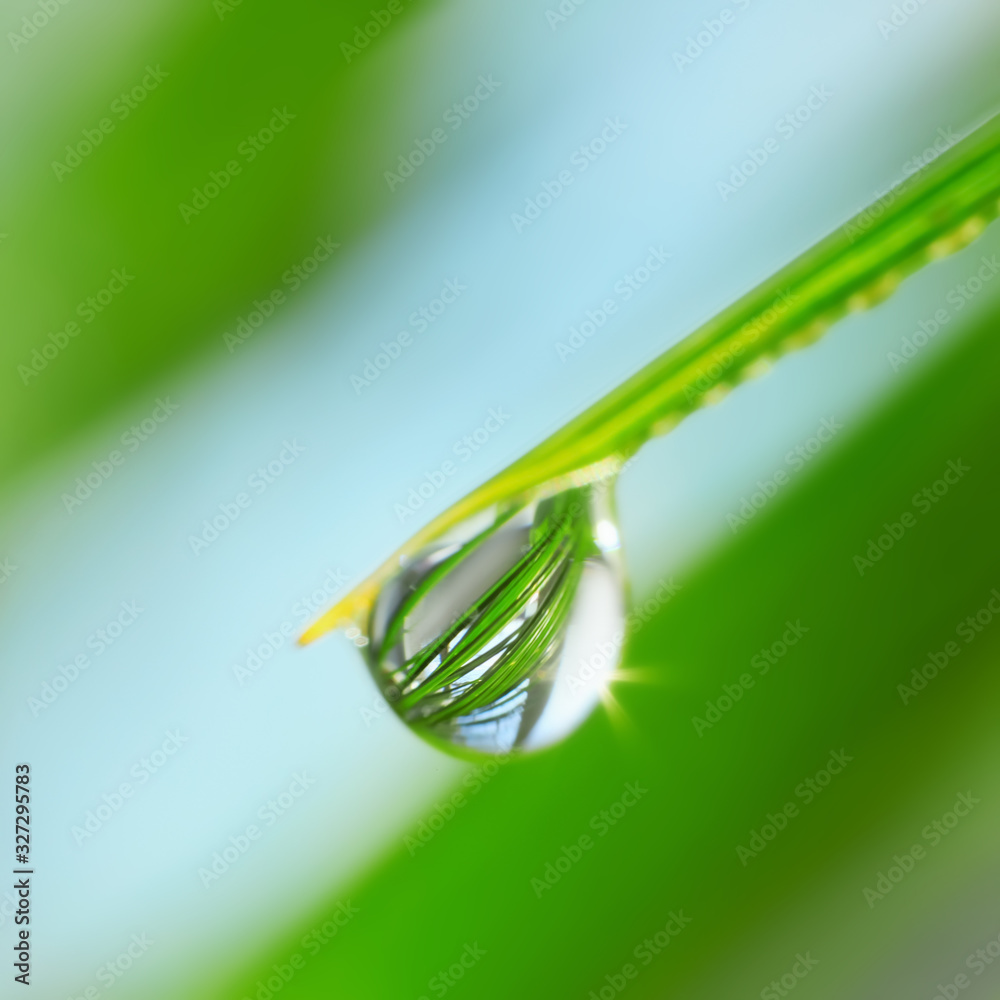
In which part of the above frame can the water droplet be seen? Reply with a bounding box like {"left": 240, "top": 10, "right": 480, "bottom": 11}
{"left": 364, "top": 483, "right": 625, "bottom": 756}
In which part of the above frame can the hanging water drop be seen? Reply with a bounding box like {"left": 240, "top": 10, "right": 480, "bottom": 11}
{"left": 363, "top": 482, "right": 625, "bottom": 756}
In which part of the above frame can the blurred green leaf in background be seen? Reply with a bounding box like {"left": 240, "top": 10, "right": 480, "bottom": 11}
{"left": 0, "top": 0, "right": 436, "bottom": 483}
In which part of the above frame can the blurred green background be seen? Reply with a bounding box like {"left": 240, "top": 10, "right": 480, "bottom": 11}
{"left": 1, "top": 0, "right": 432, "bottom": 482}
{"left": 2, "top": 0, "right": 1000, "bottom": 998}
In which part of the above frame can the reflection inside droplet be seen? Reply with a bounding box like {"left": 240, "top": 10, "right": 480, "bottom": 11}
{"left": 364, "top": 483, "right": 625, "bottom": 756}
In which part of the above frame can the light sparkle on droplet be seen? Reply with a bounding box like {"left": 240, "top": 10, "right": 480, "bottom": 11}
{"left": 595, "top": 519, "right": 620, "bottom": 551}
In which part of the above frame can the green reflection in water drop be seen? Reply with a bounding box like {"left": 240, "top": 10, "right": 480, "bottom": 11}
{"left": 364, "top": 483, "right": 625, "bottom": 756}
